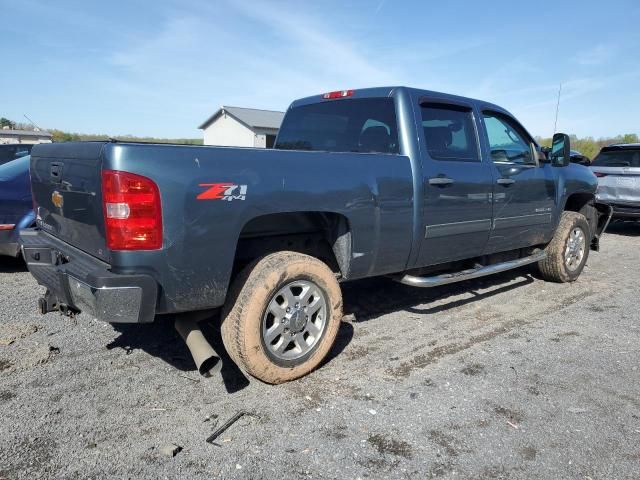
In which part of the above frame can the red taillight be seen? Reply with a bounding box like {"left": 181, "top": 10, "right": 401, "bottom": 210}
{"left": 594, "top": 172, "right": 608, "bottom": 177}
{"left": 0, "top": 224, "right": 15, "bottom": 231}
{"left": 102, "top": 170, "right": 162, "bottom": 250}
{"left": 322, "top": 89, "right": 354, "bottom": 100}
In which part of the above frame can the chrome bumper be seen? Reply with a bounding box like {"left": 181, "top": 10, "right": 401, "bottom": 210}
{"left": 20, "top": 229, "right": 157, "bottom": 323}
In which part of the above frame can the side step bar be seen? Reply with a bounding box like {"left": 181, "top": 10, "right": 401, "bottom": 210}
{"left": 397, "top": 251, "right": 546, "bottom": 288}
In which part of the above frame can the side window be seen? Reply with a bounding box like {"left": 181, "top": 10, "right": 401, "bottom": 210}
{"left": 483, "top": 113, "right": 535, "bottom": 165}
{"left": 421, "top": 104, "right": 479, "bottom": 162}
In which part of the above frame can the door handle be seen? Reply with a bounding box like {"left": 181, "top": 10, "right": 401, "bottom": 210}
{"left": 428, "top": 176, "right": 454, "bottom": 186}
{"left": 497, "top": 178, "right": 516, "bottom": 185}
{"left": 50, "top": 162, "right": 63, "bottom": 180}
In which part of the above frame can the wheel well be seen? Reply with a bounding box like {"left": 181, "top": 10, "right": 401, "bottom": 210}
{"left": 564, "top": 193, "right": 594, "bottom": 213}
{"left": 564, "top": 193, "right": 597, "bottom": 234}
{"left": 233, "top": 212, "right": 351, "bottom": 278}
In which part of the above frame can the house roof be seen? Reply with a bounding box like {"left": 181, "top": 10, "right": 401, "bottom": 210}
{"left": 0, "top": 129, "right": 52, "bottom": 137}
{"left": 198, "top": 106, "right": 285, "bottom": 131}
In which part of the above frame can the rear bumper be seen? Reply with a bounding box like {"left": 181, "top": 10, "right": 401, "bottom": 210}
{"left": 610, "top": 202, "right": 640, "bottom": 219}
{"left": 0, "top": 210, "right": 36, "bottom": 257}
{"left": 0, "top": 229, "right": 20, "bottom": 257}
{"left": 20, "top": 229, "right": 157, "bottom": 323}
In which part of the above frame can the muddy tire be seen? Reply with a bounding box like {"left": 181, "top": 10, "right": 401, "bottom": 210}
{"left": 221, "top": 251, "right": 343, "bottom": 384}
{"left": 538, "top": 211, "right": 591, "bottom": 283}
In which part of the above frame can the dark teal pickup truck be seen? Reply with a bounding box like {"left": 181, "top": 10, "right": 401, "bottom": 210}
{"left": 21, "top": 87, "right": 611, "bottom": 383}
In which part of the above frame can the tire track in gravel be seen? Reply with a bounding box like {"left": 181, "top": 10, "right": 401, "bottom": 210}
{"left": 385, "top": 288, "right": 597, "bottom": 378}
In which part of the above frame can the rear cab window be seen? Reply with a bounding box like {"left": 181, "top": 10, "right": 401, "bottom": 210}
{"left": 592, "top": 148, "right": 640, "bottom": 167}
{"left": 275, "top": 98, "right": 399, "bottom": 154}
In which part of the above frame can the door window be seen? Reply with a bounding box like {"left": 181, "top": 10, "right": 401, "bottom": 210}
{"left": 483, "top": 113, "right": 535, "bottom": 165}
{"left": 421, "top": 104, "right": 479, "bottom": 162}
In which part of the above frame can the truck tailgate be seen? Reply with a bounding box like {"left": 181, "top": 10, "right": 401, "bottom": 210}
{"left": 30, "top": 142, "right": 109, "bottom": 262}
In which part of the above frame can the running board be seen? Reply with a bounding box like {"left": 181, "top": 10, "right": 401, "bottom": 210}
{"left": 397, "top": 251, "right": 546, "bottom": 288}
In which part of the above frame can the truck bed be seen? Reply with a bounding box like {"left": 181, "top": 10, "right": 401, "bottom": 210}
{"left": 29, "top": 141, "right": 414, "bottom": 313}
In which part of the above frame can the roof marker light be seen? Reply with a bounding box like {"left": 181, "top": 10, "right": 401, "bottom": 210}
{"left": 322, "top": 89, "right": 354, "bottom": 100}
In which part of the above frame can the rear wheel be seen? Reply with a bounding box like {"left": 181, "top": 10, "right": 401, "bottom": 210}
{"left": 221, "top": 251, "right": 342, "bottom": 384}
{"left": 538, "top": 211, "right": 590, "bottom": 283}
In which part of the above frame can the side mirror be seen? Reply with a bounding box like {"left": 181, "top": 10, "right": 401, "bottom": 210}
{"left": 550, "top": 133, "right": 571, "bottom": 167}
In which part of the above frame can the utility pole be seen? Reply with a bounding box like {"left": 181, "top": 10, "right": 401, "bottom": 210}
{"left": 553, "top": 83, "right": 562, "bottom": 135}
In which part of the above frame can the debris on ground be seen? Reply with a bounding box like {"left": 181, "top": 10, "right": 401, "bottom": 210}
{"left": 206, "top": 411, "right": 259, "bottom": 444}
{"left": 567, "top": 407, "right": 588, "bottom": 414}
{"left": 203, "top": 413, "right": 219, "bottom": 423}
{"left": 159, "top": 444, "right": 183, "bottom": 457}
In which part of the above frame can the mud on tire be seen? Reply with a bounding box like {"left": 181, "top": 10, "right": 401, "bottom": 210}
{"left": 537, "top": 211, "right": 591, "bottom": 283}
{"left": 221, "top": 251, "right": 343, "bottom": 384}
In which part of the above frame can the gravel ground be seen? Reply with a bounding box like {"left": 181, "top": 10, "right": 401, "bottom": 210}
{"left": 1, "top": 222, "right": 639, "bottom": 479}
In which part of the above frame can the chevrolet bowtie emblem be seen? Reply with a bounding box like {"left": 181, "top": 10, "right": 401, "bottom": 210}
{"left": 52, "top": 190, "right": 64, "bottom": 208}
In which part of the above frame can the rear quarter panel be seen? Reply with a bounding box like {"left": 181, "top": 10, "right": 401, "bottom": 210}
{"left": 103, "top": 143, "right": 414, "bottom": 312}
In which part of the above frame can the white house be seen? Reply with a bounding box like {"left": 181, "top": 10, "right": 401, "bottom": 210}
{"left": 198, "top": 106, "right": 285, "bottom": 148}
{"left": 0, "top": 127, "right": 53, "bottom": 144}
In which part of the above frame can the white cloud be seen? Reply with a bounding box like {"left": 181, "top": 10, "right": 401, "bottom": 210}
{"left": 222, "top": 0, "right": 399, "bottom": 88}
{"left": 573, "top": 44, "right": 614, "bottom": 66}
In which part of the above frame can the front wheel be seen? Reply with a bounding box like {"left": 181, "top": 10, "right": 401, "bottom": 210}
{"left": 537, "top": 211, "right": 591, "bottom": 283}
{"left": 221, "top": 251, "right": 343, "bottom": 384}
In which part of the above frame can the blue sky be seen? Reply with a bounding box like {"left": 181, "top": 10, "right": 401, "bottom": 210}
{"left": 1, "top": 0, "right": 639, "bottom": 139}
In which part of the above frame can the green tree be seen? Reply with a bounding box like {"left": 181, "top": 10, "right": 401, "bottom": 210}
{"left": 0, "top": 117, "right": 15, "bottom": 129}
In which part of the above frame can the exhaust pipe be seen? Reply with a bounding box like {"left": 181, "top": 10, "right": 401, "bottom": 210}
{"left": 174, "top": 313, "right": 222, "bottom": 377}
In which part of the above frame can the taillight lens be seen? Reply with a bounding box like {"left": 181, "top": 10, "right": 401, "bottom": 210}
{"left": 102, "top": 170, "right": 162, "bottom": 250}
{"left": 593, "top": 172, "right": 608, "bottom": 178}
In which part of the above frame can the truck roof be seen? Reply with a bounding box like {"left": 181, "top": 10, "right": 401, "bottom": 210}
{"left": 605, "top": 143, "right": 640, "bottom": 149}
{"left": 289, "top": 86, "right": 510, "bottom": 116}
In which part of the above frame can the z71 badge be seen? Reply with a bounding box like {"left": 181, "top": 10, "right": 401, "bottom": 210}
{"left": 197, "top": 183, "right": 247, "bottom": 201}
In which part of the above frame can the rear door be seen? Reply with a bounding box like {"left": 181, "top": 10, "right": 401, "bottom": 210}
{"left": 480, "top": 111, "right": 556, "bottom": 253}
{"left": 417, "top": 100, "right": 493, "bottom": 266}
{"left": 30, "top": 142, "right": 109, "bottom": 261}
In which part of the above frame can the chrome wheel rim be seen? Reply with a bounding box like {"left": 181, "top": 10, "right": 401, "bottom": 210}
{"left": 565, "top": 227, "right": 586, "bottom": 271}
{"left": 262, "top": 280, "right": 327, "bottom": 361}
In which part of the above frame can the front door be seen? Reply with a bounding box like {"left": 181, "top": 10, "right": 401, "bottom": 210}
{"left": 417, "top": 102, "right": 494, "bottom": 267}
{"left": 480, "top": 111, "right": 556, "bottom": 253}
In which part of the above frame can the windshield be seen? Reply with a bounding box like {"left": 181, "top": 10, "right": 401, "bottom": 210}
{"left": 0, "top": 155, "right": 30, "bottom": 179}
{"left": 592, "top": 149, "right": 640, "bottom": 168}
{"left": 275, "top": 98, "right": 399, "bottom": 154}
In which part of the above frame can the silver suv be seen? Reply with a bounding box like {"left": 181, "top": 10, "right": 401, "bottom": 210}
{"left": 590, "top": 144, "right": 640, "bottom": 219}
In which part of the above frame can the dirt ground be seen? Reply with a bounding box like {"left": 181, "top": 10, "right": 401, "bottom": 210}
{"left": 1, "top": 222, "right": 639, "bottom": 479}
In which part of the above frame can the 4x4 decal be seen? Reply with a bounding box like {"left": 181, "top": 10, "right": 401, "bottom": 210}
{"left": 197, "top": 183, "right": 247, "bottom": 201}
